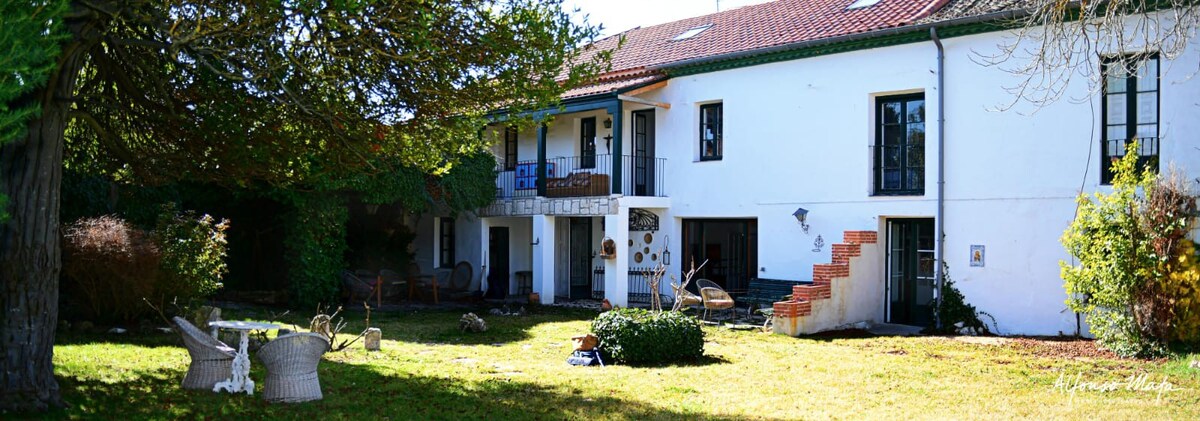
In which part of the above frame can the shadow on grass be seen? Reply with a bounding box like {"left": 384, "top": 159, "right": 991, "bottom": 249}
{"left": 32, "top": 357, "right": 747, "bottom": 420}
{"left": 328, "top": 305, "right": 600, "bottom": 346}
{"left": 620, "top": 354, "right": 733, "bottom": 368}
{"left": 796, "top": 328, "right": 879, "bottom": 343}
{"left": 55, "top": 305, "right": 600, "bottom": 349}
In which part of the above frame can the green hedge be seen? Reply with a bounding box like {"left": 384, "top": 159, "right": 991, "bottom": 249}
{"left": 591, "top": 308, "right": 704, "bottom": 364}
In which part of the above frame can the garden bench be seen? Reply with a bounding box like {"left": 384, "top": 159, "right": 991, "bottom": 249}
{"left": 741, "top": 278, "right": 811, "bottom": 318}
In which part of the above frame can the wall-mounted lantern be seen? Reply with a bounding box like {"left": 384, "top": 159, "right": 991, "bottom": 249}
{"left": 603, "top": 117, "right": 612, "bottom": 129}
{"left": 793, "top": 207, "right": 810, "bottom": 234}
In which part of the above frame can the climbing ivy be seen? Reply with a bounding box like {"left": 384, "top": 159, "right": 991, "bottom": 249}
{"left": 930, "top": 262, "right": 995, "bottom": 335}
{"left": 280, "top": 191, "right": 349, "bottom": 310}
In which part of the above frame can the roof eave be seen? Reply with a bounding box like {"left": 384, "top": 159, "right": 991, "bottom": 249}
{"left": 655, "top": 8, "right": 1033, "bottom": 76}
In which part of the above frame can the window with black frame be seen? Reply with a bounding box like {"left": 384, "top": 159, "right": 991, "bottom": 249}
{"left": 700, "top": 103, "right": 722, "bottom": 161}
{"left": 580, "top": 117, "right": 596, "bottom": 169}
{"left": 504, "top": 126, "right": 518, "bottom": 171}
{"left": 874, "top": 94, "right": 925, "bottom": 195}
{"left": 439, "top": 217, "right": 455, "bottom": 268}
{"left": 1102, "top": 55, "right": 1159, "bottom": 184}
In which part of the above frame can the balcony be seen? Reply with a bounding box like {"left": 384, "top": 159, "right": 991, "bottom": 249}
{"left": 494, "top": 154, "right": 666, "bottom": 199}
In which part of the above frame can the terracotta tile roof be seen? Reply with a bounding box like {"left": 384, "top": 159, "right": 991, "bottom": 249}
{"left": 917, "top": 0, "right": 1038, "bottom": 24}
{"left": 573, "top": 0, "right": 949, "bottom": 79}
{"left": 561, "top": 74, "right": 666, "bottom": 99}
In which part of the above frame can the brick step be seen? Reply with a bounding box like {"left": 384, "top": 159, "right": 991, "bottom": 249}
{"left": 812, "top": 263, "right": 849, "bottom": 285}
{"left": 773, "top": 299, "right": 812, "bottom": 318}
{"left": 792, "top": 284, "right": 831, "bottom": 301}
{"left": 843, "top": 230, "right": 878, "bottom": 244}
{"left": 831, "top": 243, "right": 862, "bottom": 264}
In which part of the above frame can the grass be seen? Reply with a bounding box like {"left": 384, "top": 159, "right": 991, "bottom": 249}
{"left": 23, "top": 305, "right": 1200, "bottom": 420}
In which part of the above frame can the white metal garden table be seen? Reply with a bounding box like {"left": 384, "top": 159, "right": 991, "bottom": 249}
{"left": 208, "top": 320, "right": 280, "bottom": 395}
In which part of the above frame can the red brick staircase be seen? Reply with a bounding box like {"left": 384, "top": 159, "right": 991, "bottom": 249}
{"left": 772, "top": 230, "right": 878, "bottom": 331}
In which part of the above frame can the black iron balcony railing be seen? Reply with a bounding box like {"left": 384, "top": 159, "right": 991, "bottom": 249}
{"left": 1102, "top": 137, "right": 1159, "bottom": 184}
{"left": 871, "top": 144, "right": 926, "bottom": 195}
{"left": 494, "top": 154, "right": 666, "bottom": 199}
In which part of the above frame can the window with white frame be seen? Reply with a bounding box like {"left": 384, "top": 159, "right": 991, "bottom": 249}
{"left": 873, "top": 94, "right": 925, "bottom": 195}
{"left": 699, "top": 103, "right": 723, "bottom": 161}
{"left": 504, "top": 126, "right": 518, "bottom": 171}
{"left": 438, "top": 217, "right": 455, "bottom": 268}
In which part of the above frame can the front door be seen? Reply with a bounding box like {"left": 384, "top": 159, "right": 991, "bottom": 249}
{"left": 568, "top": 218, "right": 592, "bottom": 299}
{"left": 632, "top": 110, "right": 656, "bottom": 196}
{"left": 487, "top": 227, "right": 510, "bottom": 299}
{"left": 887, "top": 219, "right": 935, "bottom": 326}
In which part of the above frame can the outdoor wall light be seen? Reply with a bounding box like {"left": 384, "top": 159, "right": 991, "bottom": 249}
{"left": 661, "top": 235, "right": 671, "bottom": 265}
{"left": 603, "top": 117, "right": 612, "bottom": 129}
{"left": 793, "top": 207, "right": 810, "bottom": 234}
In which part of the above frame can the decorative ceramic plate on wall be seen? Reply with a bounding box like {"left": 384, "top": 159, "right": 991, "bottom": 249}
{"left": 644, "top": 233, "right": 653, "bottom": 244}
{"left": 634, "top": 252, "right": 643, "bottom": 263}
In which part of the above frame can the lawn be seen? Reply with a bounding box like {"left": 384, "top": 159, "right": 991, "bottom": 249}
{"left": 27, "top": 306, "right": 1200, "bottom": 420}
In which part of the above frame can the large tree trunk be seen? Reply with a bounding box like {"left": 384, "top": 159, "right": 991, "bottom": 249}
{"left": 0, "top": 42, "right": 87, "bottom": 412}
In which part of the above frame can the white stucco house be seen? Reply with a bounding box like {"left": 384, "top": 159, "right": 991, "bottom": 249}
{"left": 409, "top": 0, "right": 1200, "bottom": 336}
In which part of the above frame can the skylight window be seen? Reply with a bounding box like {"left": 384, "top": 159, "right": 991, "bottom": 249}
{"left": 847, "top": 0, "right": 881, "bottom": 9}
{"left": 672, "top": 24, "right": 713, "bottom": 41}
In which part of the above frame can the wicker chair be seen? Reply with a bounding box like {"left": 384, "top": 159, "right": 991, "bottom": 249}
{"left": 406, "top": 262, "right": 441, "bottom": 304}
{"left": 172, "top": 316, "right": 235, "bottom": 390}
{"left": 379, "top": 269, "right": 405, "bottom": 301}
{"left": 258, "top": 332, "right": 331, "bottom": 403}
{"left": 342, "top": 270, "right": 381, "bottom": 306}
{"left": 696, "top": 279, "right": 736, "bottom": 322}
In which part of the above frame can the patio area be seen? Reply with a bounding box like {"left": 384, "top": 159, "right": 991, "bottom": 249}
{"left": 47, "top": 306, "right": 1200, "bottom": 419}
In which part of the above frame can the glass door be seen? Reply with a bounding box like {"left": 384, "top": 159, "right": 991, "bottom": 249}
{"left": 632, "top": 110, "right": 655, "bottom": 196}
{"left": 682, "top": 219, "right": 758, "bottom": 294}
{"left": 887, "top": 218, "right": 935, "bottom": 326}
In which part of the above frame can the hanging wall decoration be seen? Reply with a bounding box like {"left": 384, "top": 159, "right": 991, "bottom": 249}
{"left": 600, "top": 237, "right": 617, "bottom": 259}
{"left": 629, "top": 208, "right": 660, "bottom": 232}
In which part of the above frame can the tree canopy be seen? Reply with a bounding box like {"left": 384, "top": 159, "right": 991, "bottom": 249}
{"left": 0, "top": 0, "right": 609, "bottom": 412}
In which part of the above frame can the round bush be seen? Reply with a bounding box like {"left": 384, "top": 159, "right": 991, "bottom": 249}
{"left": 591, "top": 308, "right": 704, "bottom": 364}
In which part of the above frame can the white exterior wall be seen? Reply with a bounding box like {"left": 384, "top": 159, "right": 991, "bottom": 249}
{"left": 630, "top": 27, "right": 1199, "bottom": 335}
{"left": 467, "top": 19, "right": 1199, "bottom": 335}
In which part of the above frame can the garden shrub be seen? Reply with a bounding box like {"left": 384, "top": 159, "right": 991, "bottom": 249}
{"left": 63, "top": 216, "right": 162, "bottom": 322}
{"left": 1061, "top": 143, "right": 1200, "bottom": 357}
{"left": 281, "top": 192, "right": 348, "bottom": 310}
{"left": 154, "top": 203, "right": 229, "bottom": 305}
{"left": 62, "top": 206, "right": 229, "bottom": 322}
{"left": 591, "top": 308, "right": 704, "bottom": 364}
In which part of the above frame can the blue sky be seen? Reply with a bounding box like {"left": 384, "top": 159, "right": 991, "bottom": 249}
{"left": 563, "top": 0, "right": 776, "bottom": 37}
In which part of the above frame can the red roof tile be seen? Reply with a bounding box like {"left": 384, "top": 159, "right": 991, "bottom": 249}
{"left": 568, "top": 0, "right": 947, "bottom": 89}
{"left": 560, "top": 74, "right": 666, "bottom": 99}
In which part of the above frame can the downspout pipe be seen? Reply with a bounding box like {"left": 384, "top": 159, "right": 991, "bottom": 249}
{"left": 930, "top": 27, "right": 946, "bottom": 330}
